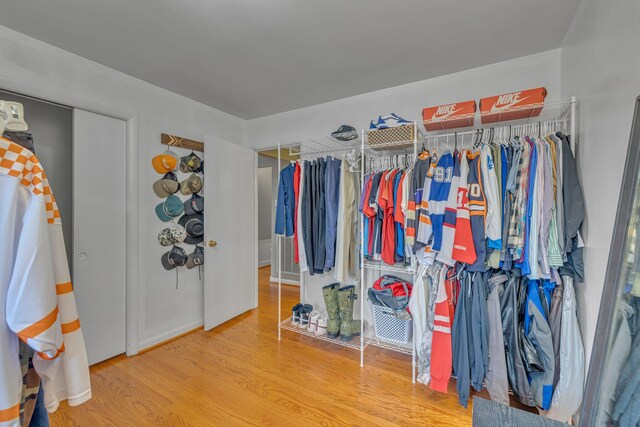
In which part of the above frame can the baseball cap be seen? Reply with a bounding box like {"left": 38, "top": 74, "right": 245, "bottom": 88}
{"left": 161, "top": 245, "right": 188, "bottom": 270}
{"left": 180, "top": 152, "right": 202, "bottom": 173}
{"left": 155, "top": 194, "right": 184, "bottom": 222}
{"left": 331, "top": 125, "right": 358, "bottom": 142}
{"left": 186, "top": 246, "right": 204, "bottom": 269}
{"left": 4, "top": 102, "right": 28, "bottom": 132}
{"left": 158, "top": 224, "right": 187, "bottom": 246}
{"left": 163, "top": 148, "right": 181, "bottom": 172}
{"left": 153, "top": 172, "right": 180, "bottom": 198}
{"left": 183, "top": 194, "right": 204, "bottom": 215}
{"left": 193, "top": 160, "right": 204, "bottom": 173}
{"left": 180, "top": 173, "right": 203, "bottom": 195}
{"left": 178, "top": 213, "right": 204, "bottom": 244}
{"left": 152, "top": 154, "right": 177, "bottom": 174}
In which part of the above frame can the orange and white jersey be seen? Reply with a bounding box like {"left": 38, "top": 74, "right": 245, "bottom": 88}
{"left": 0, "top": 137, "right": 90, "bottom": 426}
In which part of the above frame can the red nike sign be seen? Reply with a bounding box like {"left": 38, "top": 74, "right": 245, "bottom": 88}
{"left": 480, "top": 87, "right": 547, "bottom": 124}
{"left": 423, "top": 100, "right": 476, "bottom": 131}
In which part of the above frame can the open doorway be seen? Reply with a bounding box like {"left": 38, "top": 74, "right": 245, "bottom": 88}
{"left": 257, "top": 148, "right": 300, "bottom": 285}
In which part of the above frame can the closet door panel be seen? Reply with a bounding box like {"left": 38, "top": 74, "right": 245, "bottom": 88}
{"left": 203, "top": 137, "right": 257, "bottom": 330}
{"left": 73, "top": 109, "right": 127, "bottom": 365}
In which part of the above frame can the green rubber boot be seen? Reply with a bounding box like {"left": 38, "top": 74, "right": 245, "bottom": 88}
{"left": 338, "top": 285, "right": 361, "bottom": 341}
{"left": 322, "top": 283, "right": 341, "bottom": 339}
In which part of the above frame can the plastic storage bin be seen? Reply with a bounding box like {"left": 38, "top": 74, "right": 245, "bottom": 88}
{"left": 371, "top": 304, "right": 412, "bottom": 345}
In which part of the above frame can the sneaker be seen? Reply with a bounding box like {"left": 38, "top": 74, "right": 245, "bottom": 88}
{"left": 331, "top": 125, "right": 358, "bottom": 142}
{"left": 379, "top": 113, "right": 411, "bottom": 128}
{"left": 308, "top": 311, "right": 320, "bottom": 333}
{"left": 299, "top": 304, "right": 313, "bottom": 329}
{"left": 291, "top": 303, "right": 303, "bottom": 325}
{"left": 316, "top": 316, "right": 328, "bottom": 336}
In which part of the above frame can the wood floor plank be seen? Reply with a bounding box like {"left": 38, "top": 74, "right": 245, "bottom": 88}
{"left": 51, "top": 266, "right": 516, "bottom": 426}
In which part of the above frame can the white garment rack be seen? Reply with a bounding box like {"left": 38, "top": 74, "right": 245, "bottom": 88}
{"left": 275, "top": 96, "right": 578, "bottom": 386}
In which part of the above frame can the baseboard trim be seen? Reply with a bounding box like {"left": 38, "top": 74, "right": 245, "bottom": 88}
{"left": 270, "top": 276, "right": 300, "bottom": 286}
{"left": 138, "top": 320, "right": 203, "bottom": 352}
{"left": 258, "top": 260, "right": 271, "bottom": 267}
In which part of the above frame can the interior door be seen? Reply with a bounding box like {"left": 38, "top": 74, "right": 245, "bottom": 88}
{"left": 73, "top": 109, "right": 126, "bottom": 364}
{"left": 203, "top": 137, "right": 257, "bottom": 330}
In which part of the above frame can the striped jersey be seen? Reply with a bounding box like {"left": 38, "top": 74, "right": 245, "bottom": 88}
{"left": 452, "top": 152, "right": 476, "bottom": 265}
{"left": 0, "top": 137, "right": 91, "bottom": 426}
{"left": 466, "top": 151, "right": 487, "bottom": 272}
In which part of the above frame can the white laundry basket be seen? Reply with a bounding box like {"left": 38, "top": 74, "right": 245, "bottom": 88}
{"left": 371, "top": 304, "right": 412, "bottom": 345}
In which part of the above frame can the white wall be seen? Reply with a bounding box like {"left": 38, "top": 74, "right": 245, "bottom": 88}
{"left": 561, "top": 0, "right": 640, "bottom": 365}
{"left": 243, "top": 49, "right": 563, "bottom": 324}
{"left": 0, "top": 25, "right": 244, "bottom": 351}
{"left": 243, "top": 49, "right": 562, "bottom": 149}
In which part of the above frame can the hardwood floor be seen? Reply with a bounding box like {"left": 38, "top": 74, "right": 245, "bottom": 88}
{"left": 51, "top": 267, "right": 512, "bottom": 426}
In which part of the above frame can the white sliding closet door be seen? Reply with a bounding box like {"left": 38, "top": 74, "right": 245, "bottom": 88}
{"left": 73, "top": 109, "right": 126, "bottom": 365}
{"left": 203, "top": 137, "right": 257, "bottom": 330}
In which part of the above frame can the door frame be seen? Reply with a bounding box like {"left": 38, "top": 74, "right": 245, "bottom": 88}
{"left": 0, "top": 77, "right": 141, "bottom": 355}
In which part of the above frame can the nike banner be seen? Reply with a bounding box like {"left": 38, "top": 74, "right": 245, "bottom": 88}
{"left": 479, "top": 87, "right": 547, "bottom": 124}
{"left": 422, "top": 100, "right": 476, "bottom": 131}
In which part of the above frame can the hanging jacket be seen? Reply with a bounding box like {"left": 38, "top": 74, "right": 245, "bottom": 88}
{"left": 500, "top": 274, "right": 536, "bottom": 406}
{"left": 548, "top": 279, "right": 563, "bottom": 389}
{"left": 524, "top": 279, "right": 555, "bottom": 410}
{"left": 485, "top": 272, "right": 509, "bottom": 405}
{"left": 410, "top": 264, "right": 430, "bottom": 384}
{"left": 470, "top": 272, "right": 490, "bottom": 391}
{"left": 452, "top": 152, "right": 476, "bottom": 265}
{"left": 545, "top": 275, "right": 584, "bottom": 422}
{"left": 274, "top": 163, "right": 296, "bottom": 236}
{"left": 557, "top": 133, "right": 584, "bottom": 253}
{"left": 452, "top": 271, "right": 472, "bottom": 407}
{"left": 430, "top": 266, "right": 454, "bottom": 393}
{"left": 1, "top": 138, "right": 91, "bottom": 423}
{"left": 419, "top": 263, "right": 443, "bottom": 385}
{"left": 436, "top": 153, "right": 460, "bottom": 266}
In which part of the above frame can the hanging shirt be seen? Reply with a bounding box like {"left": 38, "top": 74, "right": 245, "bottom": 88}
{"left": 360, "top": 173, "right": 373, "bottom": 259}
{"left": 436, "top": 152, "right": 460, "bottom": 266}
{"left": 416, "top": 157, "right": 438, "bottom": 249}
{"left": 296, "top": 162, "right": 308, "bottom": 272}
{"left": 380, "top": 169, "right": 399, "bottom": 265}
{"left": 427, "top": 152, "right": 455, "bottom": 253}
{"left": 335, "top": 157, "right": 356, "bottom": 282}
{"left": 0, "top": 138, "right": 91, "bottom": 425}
{"left": 394, "top": 172, "right": 406, "bottom": 261}
{"left": 430, "top": 267, "right": 455, "bottom": 393}
{"left": 452, "top": 152, "right": 476, "bottom": 265}
{"left": 274, "top": 163, "right": 296, "bottom": 237}
{"left": 293, "top": 162, "right": 301, "bottom": 263}
{"left": 481, "top": 145, "right": 501, "bottom": 249}
{"left": 407, "top": 156, "right": 431, "bottom": 251}
{"left": 467, "top": 151, "right": 487, "bottom": 272}
{"left": 324, "top": 157, "right": 341, "bottom": 270}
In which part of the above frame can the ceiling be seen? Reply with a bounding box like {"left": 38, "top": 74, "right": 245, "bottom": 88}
{"left": 0, "top": 1, "right": 582, "bottom": 119}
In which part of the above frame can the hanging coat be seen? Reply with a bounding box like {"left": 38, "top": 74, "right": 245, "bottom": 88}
{"left": 485, "top": 272, "right": 509, "bottom": 405}
{"left": 409, "top": 264, "right": 430, "bottom": 384}
{"left": 545, "top": 275, "right": 585, "bottom": 422}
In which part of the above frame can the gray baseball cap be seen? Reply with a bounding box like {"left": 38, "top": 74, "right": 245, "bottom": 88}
{"left": 161, "top": 245, "right": 188, "bottom": 270}
{"left": 186, "top": 246, "right": 204, "bottom": 269}
{"left": 183, "top": 194, "right": 204, "bottom": 215}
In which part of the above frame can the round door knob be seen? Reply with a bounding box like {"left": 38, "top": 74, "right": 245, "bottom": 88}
{"left": 208, "top": 240, "right": 217, "bottom": 247}
{"left": 78, "top": 252, "right": 88, "bottom": 261}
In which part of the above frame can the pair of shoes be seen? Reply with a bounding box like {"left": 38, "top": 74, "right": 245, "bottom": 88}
{"left": 322, "top": 283, "right": 362, "bottom": 341}
{"left": 369, "top": 113, "right": 411, "bottom": 130}
{"left": 308, "top": 312, "right": 328, "bottom": 336}
{"left": 291, "top": 303, "right": 313, "bottom": 328}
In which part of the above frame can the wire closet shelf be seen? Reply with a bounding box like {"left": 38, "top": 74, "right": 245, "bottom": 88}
{"left": 275, "top": 96, "right": 577, "bottom": 385}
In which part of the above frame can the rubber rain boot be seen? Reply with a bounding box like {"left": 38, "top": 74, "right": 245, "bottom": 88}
{"left": 338, "top": 285, "right": 361, "bottom": 341}
{"left": 322, "top": 283, "right": 341, "bottom": 339}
